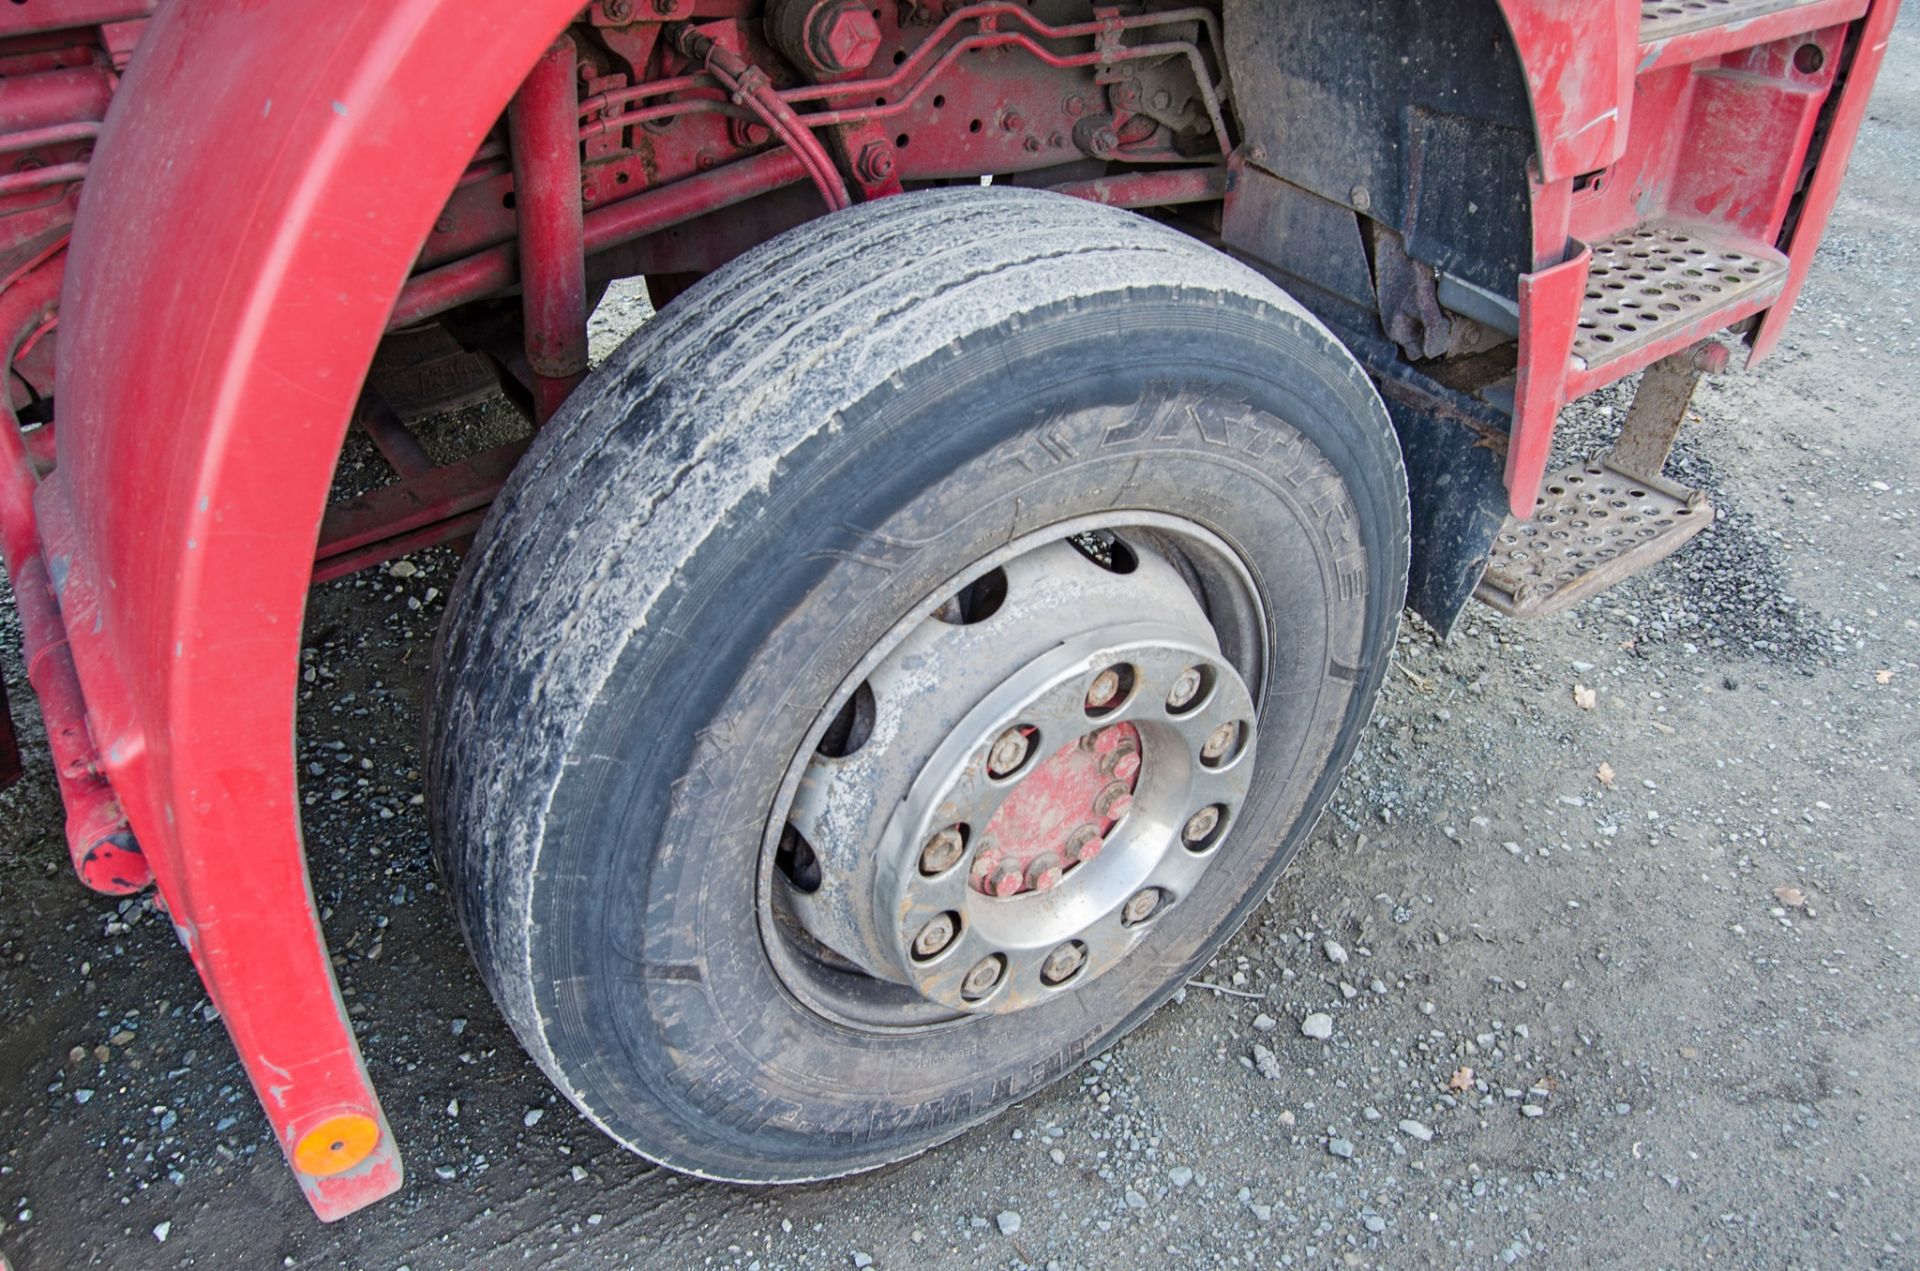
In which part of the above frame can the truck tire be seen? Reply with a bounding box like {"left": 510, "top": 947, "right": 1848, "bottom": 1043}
{"left": 429, "top": 187, "right": 1409, "bottom": 1182}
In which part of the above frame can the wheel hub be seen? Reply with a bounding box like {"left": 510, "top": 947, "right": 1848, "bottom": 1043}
{"left": 967, "top": 721, "right": 1139, "bottom": 898}
{"left": 781, "top": 535, "right": 1257, "bottom": 1016}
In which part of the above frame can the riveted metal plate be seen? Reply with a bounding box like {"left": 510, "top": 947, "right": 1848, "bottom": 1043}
{"left": 1475, "top": 457, "right": 1713, "bottom": 620}
{"left": 1573, "top": 225, "right": 1787, "bottom": 371}
{"left": 1640, "top": 0, "right": 1823, "bottom": 42}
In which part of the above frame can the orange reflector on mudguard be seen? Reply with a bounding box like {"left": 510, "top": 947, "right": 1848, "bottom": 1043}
{"left": 294, "top": 1113, "right": 381, "bottom": 1177}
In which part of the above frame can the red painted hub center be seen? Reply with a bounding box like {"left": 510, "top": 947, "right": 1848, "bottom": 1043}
{"left": 971, "top": 723, "right": 1141, "bottom": 897}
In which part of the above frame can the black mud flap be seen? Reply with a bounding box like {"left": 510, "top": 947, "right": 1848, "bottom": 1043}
{"left": 1379, "top": 391, "right": 1509, "bottom": 640}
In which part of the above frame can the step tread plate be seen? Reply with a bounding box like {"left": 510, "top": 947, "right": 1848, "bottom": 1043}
{"left": 1476, "top": 456, "right": 1713, "bottom": 620}
{"left": 1573, "top": 223, "right": 1788, "bottom": 373}
{"left": 1641, "top": 0, "right": 1825, "bottom": 41}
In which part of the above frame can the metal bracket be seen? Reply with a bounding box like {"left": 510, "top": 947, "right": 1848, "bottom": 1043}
{"left": 1606, "top": 339, "right": 1727, "bottom": 482}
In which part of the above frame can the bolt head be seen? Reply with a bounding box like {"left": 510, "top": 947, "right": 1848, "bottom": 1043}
{"left": 988, "top": 727, "right": 1031, "bottom": 777}
{"left": 1025, "top": 853, "right": 1063, "bottom": 893}
{"left": 919, "top": 827, "right": 965, "bottom": 875}
{"left": 1094, "top": 781, "right": 1132, "bottom": 820}
{"left": 1066, "top": 824, "right": 1102, "bottom": 863}
{"left": 1098, "top": 734, "right": 1138, "bottom": 774}
{"left": 1350, "top": 183, "right": 1372, "bottom": 212}
{"left": 1201, "top": 721, "right": 1239, "bottom": 763}
{"left": 811, "top": 1, "right": 882, "bottom": 73}
{"left": 1041, "top": 940, "right": 1087, "bottom": 985}
{"left": 1121, "top": 888, "right": 1162, "bottom": 927}
{"left": 729, "top": 117, "right": 772, "bottom": 149}
{"left": 1086, "top": 667, "right": 1123, "bottom": 710}
{"left": 853, "top": 140, "right": 894, "bottom": 185}
{"left": 988, "top": 864, "right": 1025, "bottom": 898}
{"left": 1112, "top": 751, "right": 1142, "bottom": 784}
{"left": 1183, "top": 805, "right": 1221, "bottom": 845}
{"left": 1167, "top": 667, "right": 1204, "bottom": 710}
{"left": 911, "top": 912, "right": 956, "bottom": 960}
{"left": 961, "top": 954, "right": 1005, "bottom": 999}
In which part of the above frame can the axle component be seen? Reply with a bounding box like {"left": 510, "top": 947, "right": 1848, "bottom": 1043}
{"left": 0, "top": 250, "right": 146, "bottom": 893}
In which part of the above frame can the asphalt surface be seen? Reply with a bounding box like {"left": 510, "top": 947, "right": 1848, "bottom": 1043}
{"left": 2, "top": 12, "right": 1918, "bottom": 1268}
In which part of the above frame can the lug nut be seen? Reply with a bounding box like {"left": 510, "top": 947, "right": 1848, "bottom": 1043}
{"left": 1040, "top": 940, "right": 1087, "bottom": 985}
{"left": 988, "top": 726, "right": 1032, "bottom": 777}
{"left": 1025, "top": 853, "right": 1064, "bottom": 892}
{"left": 911, "top": 912, "right": 957, "bottom": 960}
{"left": 987, "top": 864, "right": 1025, "bottom": 898}
{"left": 1182, "top": 805, "right": 1222, "bottom": 845}
{"left": 1201, "top": 721, "right": 1240, "bottom": 764}
{"left": 1168, "top": 666, "right": 1205, "bottom": 711}
{"left": 919, "top": 827, "right": 966, "bottom": 875}
{"left": 1120, "top": 888, "right": 1162, "bottom": 927}
{"left": 961, "top": 953, "right": 1006, "bottom": 999}
{"left": 1066, "top": 823, "right": 1102, "bottom": 863}
{"left": 1111, "top": 750, "right": 1142, "bottom": 784}
{"left": 1094, "top": 780, "right": 1133, "bottom": 820}
{"left": 1086, "top": 666, "right": 1124, "bottom": 710}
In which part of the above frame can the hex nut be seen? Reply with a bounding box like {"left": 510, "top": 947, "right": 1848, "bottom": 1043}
{"left": 1167, "top": 666, "right": 1204, "bottom": 710}
{"left": 961, "top": 954, "right": 1006, "bottom": 999}
{"left": 1094, "top": 781, "right": 1133, "bottom": 819}
{"left": 1086, "top": 666, "right": 1124, "bottom": 710}
{"left": 988, "top": 726, "right": 1032, "bottom": 777}
{"left": 1066, "top": 824, "right": 1102, "bottom": 863}
{"left": 1182, "top": 805, "right": 1221, "bottom": 845}
{"left": 1040, "top": 940, "right": 1087, "bottom": 985}
{"left": 810, "top": 0, "right": 882, "bottom": 74}
{"left": 1201, "top": 721, "right": 1239, "bottom": 764}
{"left": 919, "top": 826, "right": 966, "bottom": 875}
{"left": 1120, "top": 888, "right": 1162, "bottom": 927}
{"left": 911, "top": 912, "right": 957, "bottom": 960}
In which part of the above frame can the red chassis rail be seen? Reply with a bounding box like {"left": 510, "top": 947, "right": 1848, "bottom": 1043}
{"left": 0, "top": 0, "right": 1895, "bottom": 1221}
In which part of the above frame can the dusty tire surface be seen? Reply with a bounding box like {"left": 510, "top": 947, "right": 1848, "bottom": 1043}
{"left": 429, "top": 187, "right": 1409, "bottom": 1182}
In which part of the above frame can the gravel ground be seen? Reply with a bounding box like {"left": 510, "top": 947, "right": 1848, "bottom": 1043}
{"left": 3, "top": 17, "right": 1918, "bottom": 1269}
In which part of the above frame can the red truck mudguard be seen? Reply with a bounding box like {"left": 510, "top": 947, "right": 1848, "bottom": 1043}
{"left": 38, "top": 0, "right": 579, "bottom": 1219}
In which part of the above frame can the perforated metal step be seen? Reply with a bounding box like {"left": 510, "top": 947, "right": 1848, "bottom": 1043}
{"left": 1476, "top": 457, "right": 1712, "bottom": 619}
{"left": 1640, "top": 0, "right": 1824, "bottom": 41}
{"left": 1573, "top": 224, "right": 1787, "bottom": 374}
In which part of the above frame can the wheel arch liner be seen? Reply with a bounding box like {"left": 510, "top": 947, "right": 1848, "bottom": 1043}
{"left": 37, "top": 0, "right": 581, "bottom": 1220}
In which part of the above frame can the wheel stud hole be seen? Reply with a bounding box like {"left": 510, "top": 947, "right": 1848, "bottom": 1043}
{"left": 1067, "top": 529, "right": 1138, "bottom": 574}
{"left": 1182, "top": 803, "right": 1227, "bottom": 852}
{"left": 1166, "top": 664, "right": 1213, "bottom": 715}
{"left": 776, "top": 823, "right": 823, "bottom": 893}
{"left": 933, "top": 566, "right": 1007, "bottom": 625}
{"left": 816, "top": 680, "right": 875, "bottom": 757}
{"left": 1085, "top": 663, "right": 1135, "bottom": 716}
{"left": 1199, "top": 720, "right": 1246, "bottom": 769}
